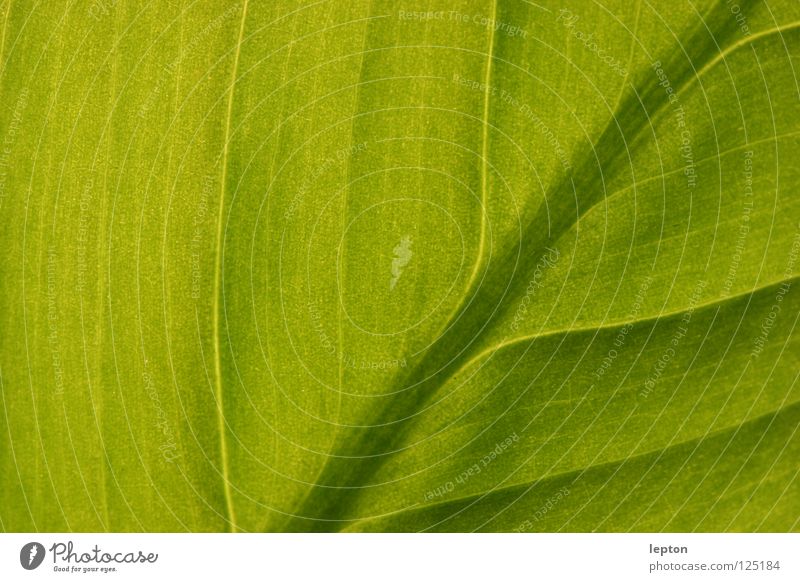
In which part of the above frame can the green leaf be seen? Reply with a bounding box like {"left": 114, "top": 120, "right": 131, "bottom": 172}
{"left": 1, "top": 0, "right": 799, "bottom": 532}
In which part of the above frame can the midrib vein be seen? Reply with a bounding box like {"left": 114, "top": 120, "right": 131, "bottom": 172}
{"left": 466, "top": 0, "right": 498, "bottom": 290}
{"left": 0, "top": 0, "right": 11, "bottom": 81}
{"left": 449, "top": 273, "right": 800, "bottom": 384}
{"left": 213, "top": 0, "right": 248, "bottom": 534}
{"left": 692, "top": 20, "right": 800, "bottom": 88}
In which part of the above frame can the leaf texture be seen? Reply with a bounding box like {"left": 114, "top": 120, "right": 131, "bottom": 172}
{"left": 1, "top": 0, "right": 799, "bottom": 532}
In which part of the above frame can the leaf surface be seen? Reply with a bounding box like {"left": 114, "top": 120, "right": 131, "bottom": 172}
{"left": 1, "top": 0, "right": 798, "bottom": 532}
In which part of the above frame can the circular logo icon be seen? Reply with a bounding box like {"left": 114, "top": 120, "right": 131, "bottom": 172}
{"left": 20, "top": 542, "right": 45, "bottom": 570}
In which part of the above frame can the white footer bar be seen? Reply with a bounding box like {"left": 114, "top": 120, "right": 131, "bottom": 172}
{"left": 1, "top": 533, "right": 797, "bottom": 581}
